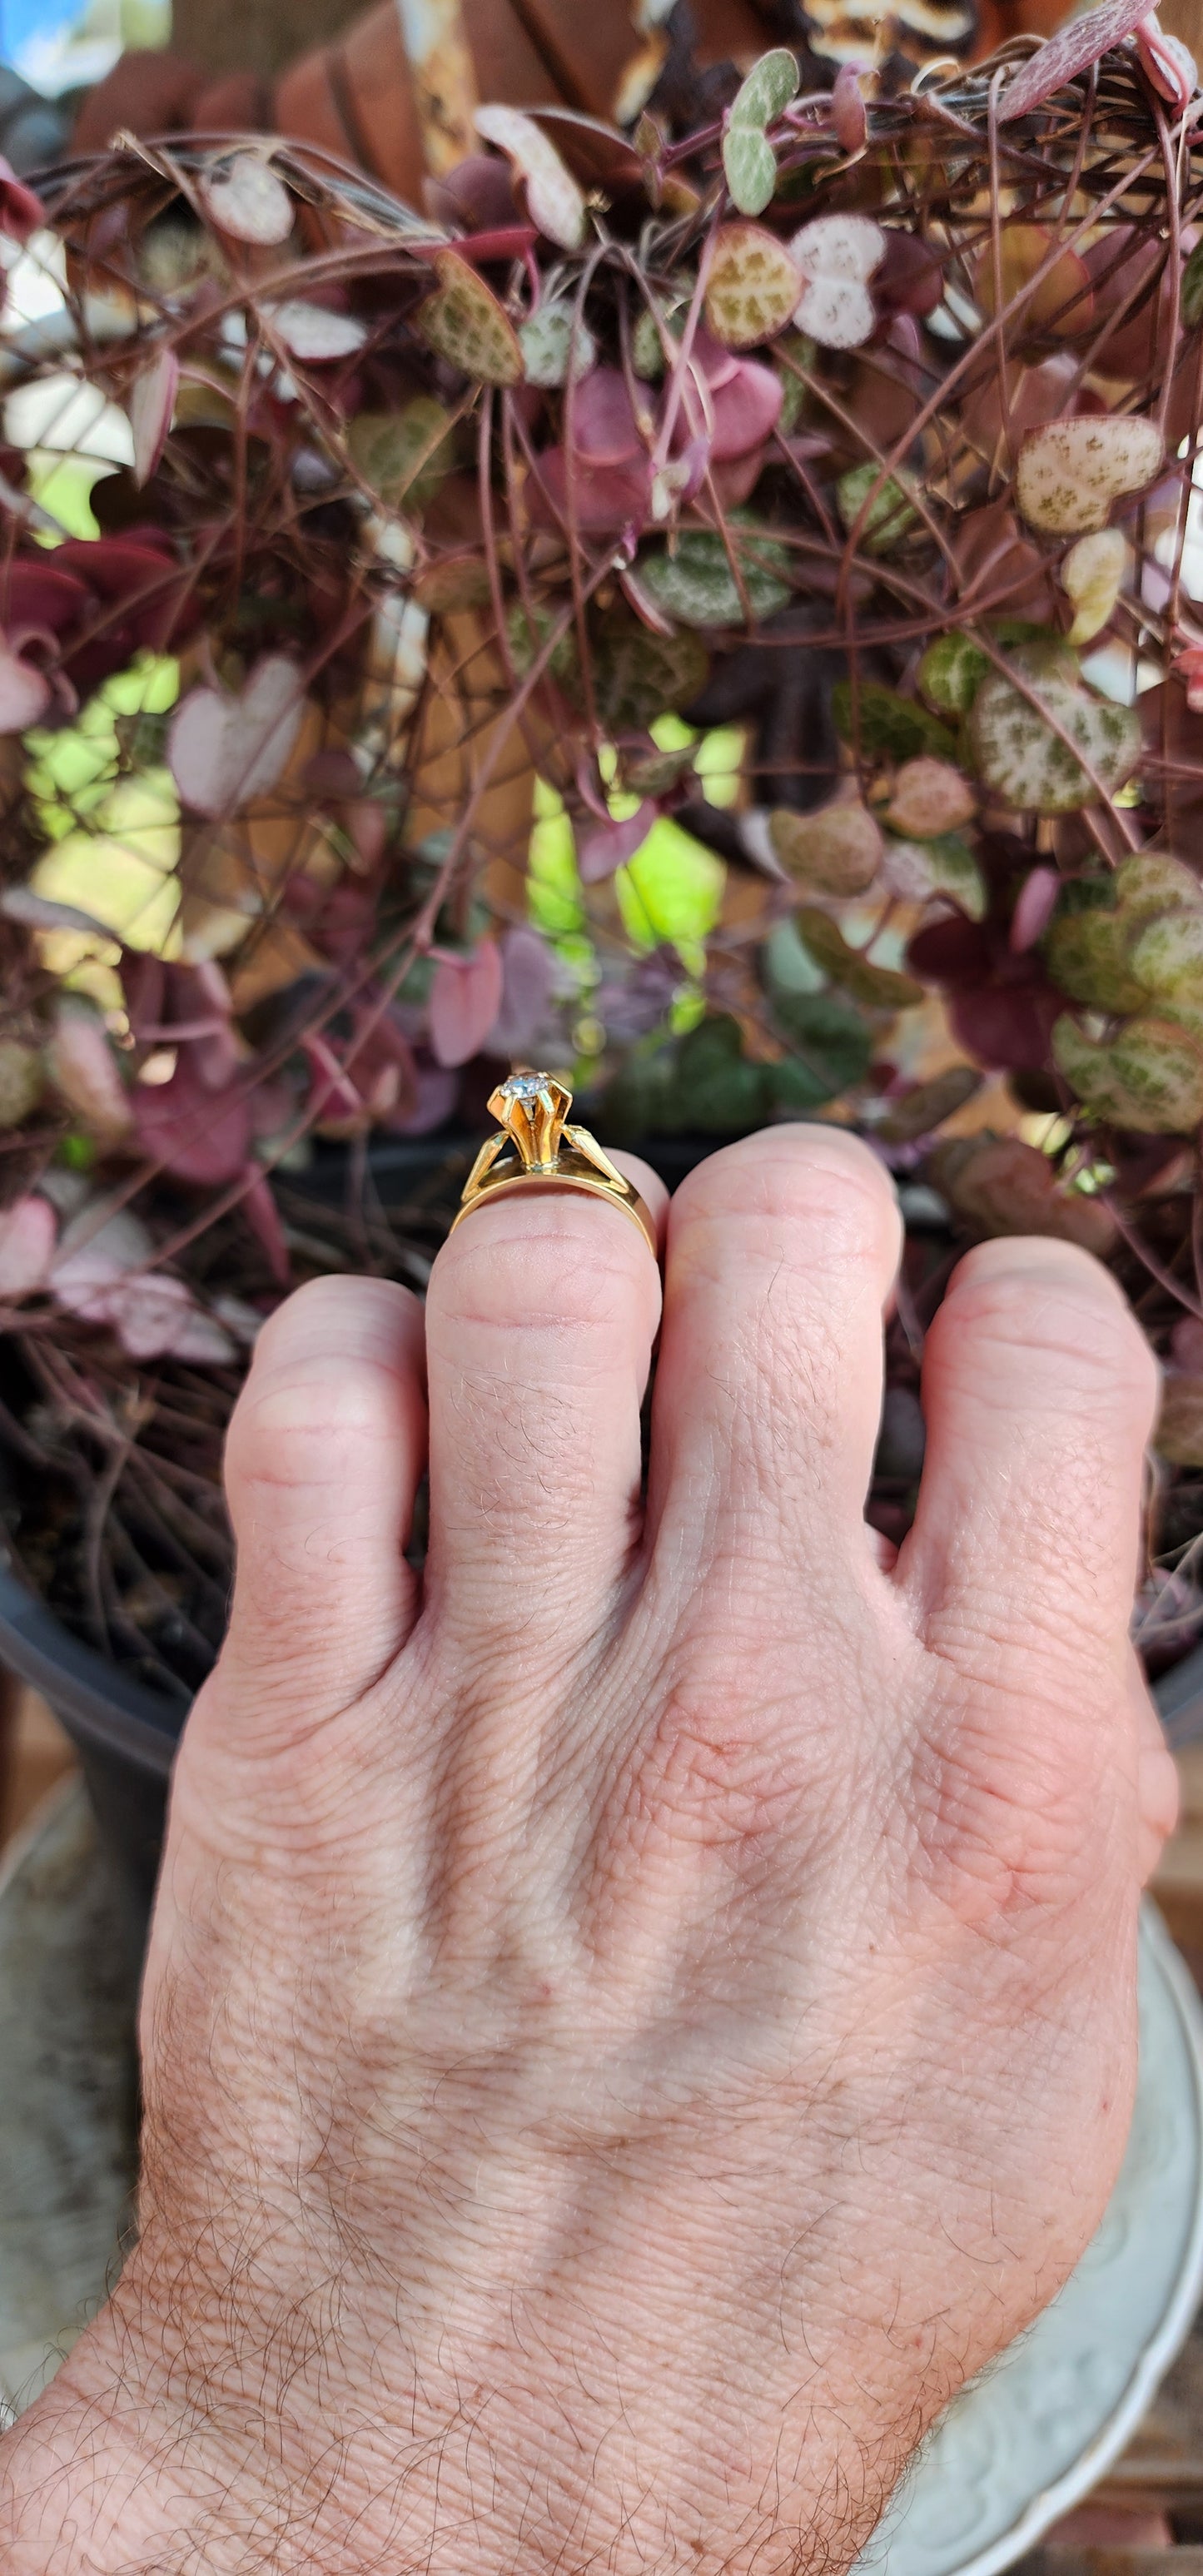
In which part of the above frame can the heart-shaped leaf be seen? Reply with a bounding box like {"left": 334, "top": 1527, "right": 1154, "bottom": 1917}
{"left": 133, "top": 1057, "right": 252, "bottom": 1185}
{"left": 571, "top": 367, "right": 645, "bottom": 463}
{"left": 918, "top": 633, "right": 991, "bottom": 717}
{"left": 728, "top": 46, "right": 801, "bottom": 128}
{"left": 768, "top": 800, "right": 882, "bottom": 894}
{"left": 1010, "top": 864, "right": 1062, "bottom": 952}
{"left": 704, "top": 223, "right": 802, "bottom": 349}
{"left": 347, "top": 398, "right": 455, "bottom": 509}
{"left": 970, "top": 646, "right": 1141, "bottom": 812}
{"left": 722, "top": 125, "right": 778, "bottom": 218}
{"left": 795, "top": 908, "right": 923, "bottom": 1008}
{"left": 0, "top": 1195, "right": 54, "bottom": 1297}
{"left": 793, "top": 206, "right": 889, "bottom": 349}
{"left": 129, "top": 346, "right": 179, "bottom": 488}
{"left": 837, "top": 462, "right": 919, "bottom": 555}
{"left": 1128, "top": 905, "right": 1203, "bottom": 996}
{"left": 1045, "top": 903, "right": 1149, "bottom": 1010}
{"left": 0, "top": 154, "right": 43, "bottom": 242}
{"left": 1115, "top": 852, "right": 1203, "bottom": 918}
{"left": 415, "top": 251, "right": 523, "bottom": 386}
{"left": 884, "top": 756, "right": 976, "bottom": 838}
{"left": 475, "top": 104, "right": 586, "bottom": 250}
{"left": 578, "top": 800, "right": 657, "bottom": 882}
{"left": 768, "top": 989, "right": 872, "bottom": 1102}
{"left": 429, "top": 938, "right": 505, "bottom": 1067}
{"left": 1016, "top": 416, "right": 1164, "bottom": 535}
{"left": 265, "top": 301, "right": 367, "bottom": 361}
{"left": 932, "top": 1135, "right": 1116, "bottom": 1251}
{"left": 832, "top": 681, "right": 957, "bottom": 763}
{"left": 880, "top": 833, "right": 987, "bottom": 918}
{"left": 519, "top": 302, "right": 598, "bottom": 386}
{"left": 591, "top": 615, "right": 709, "bottom": 729}
{"left": 637, "top": 525, "right": 792, "bottom": 627}
{"left": 168, "top": 654, "right": 305, "bottom": 817}
{"left": 997, "top": 0, "right": 1161, "bottom": 120}
{"left": 199, "top": 152, "right": 294, "bottom": 246}
{"left": 1061, "top": 526, "right": 1126, "bottom": 646}
{"left": 877, "top": 1066, "right": 982, "bottom": 1141}
{"left": 1053, "top": 1008, "right": 1203, "bottom": 1130}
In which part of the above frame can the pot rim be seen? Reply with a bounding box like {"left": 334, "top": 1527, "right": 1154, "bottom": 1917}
{"left": 0, "top": 1549, "right": 178, "bottom": 1780}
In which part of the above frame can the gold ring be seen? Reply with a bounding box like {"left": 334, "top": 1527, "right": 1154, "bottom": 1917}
{"left": 450, "top": 1072, "right": 657, "bottom": 1256}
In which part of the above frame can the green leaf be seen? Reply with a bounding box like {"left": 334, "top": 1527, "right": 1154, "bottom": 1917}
{"left": 721, "top": 52, "right": 798, "bottom": 213}
{"left": 591, "top": 614, "right": 709, "bottom": 729}
{"left": 1045, "top": 905, "right": 1147, "bottom": 1012}
{"left": 347, "top": 398, "right": 455, "bottom": 510}
{"left": 507, "top": 601, "right": 579, "bottom": 689}
{"left": 970, "top": 647, "right": 1141, "bottom": 814}
{"left": 918, "top": 633, "right": 990, "bottom": 717}
{"left": 837, "top": 461, "right": 919, "bottom": 556}
{"left": 519, "top": 302, "right": 598, "bottom": 387}
{"left": 831, "top": 680, "right": 957, "bottom": 763}
{"left": 638, "top": 526, "right": 793, "bottom": 629}
{"left": 415, "top": 250, "right": 524, "bottom": 386}
{"left": 676, "top": 1012, "right": 773, "bottom": 1128}
{"left": 729, "top": 46, "right": 801, "bottom": 127}
{"left": 768, "top": 989, "right": 872, "bottom": 1101}
{"left": 794, "top": 907, "right": 923, "bottom": 1009}
{"left": 722, "top": 127, "right": 778, "bottom": 218}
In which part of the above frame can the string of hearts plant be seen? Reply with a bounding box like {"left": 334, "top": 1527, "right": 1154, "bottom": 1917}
{"left": 1, "top": 0, "right": 1203, "bottom": 1696}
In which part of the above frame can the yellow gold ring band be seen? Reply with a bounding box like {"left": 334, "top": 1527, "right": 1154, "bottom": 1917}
{"left": 450, "top": 1072, "right": 658, "bottom": 1259}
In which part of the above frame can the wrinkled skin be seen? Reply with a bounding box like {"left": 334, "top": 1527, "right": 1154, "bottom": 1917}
{"left": 0, "top": 1127, "right": 1176, "bottom": 2576}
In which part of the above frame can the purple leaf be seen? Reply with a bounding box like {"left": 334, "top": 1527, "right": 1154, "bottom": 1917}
{"left": 705, "top": 359, "right": 783, "bottom": 461}
{"left": 529, "top": 447, "right": 652, "bottom": 534}
{"left": 578, "top": 800, "right": 657, "bottom": 883}
{"left": 949, "top": 980, "right": 1061, "bottom": 1072}
{"left": 168, "top": 654, "right": 305, "bottom": 817}
{"left": 490, "top": 924, "right": 558, "bottom": 1055}
{"left": 0, "top": 1195, "right": 54, "bottom": 1298}
{"left": 569, "top": 367, "right": 645, "bottom": 464}
{"left": 429, "top": 938, "right": 505, "bottom": 1067}
{"left": 133, "top": 1055, "right": 253, "bottom": 1185}
{"left": 684, "top": 329, "right": 742, "bottom": 391}
{"left": 1010, "top": 865, "right": 1062, "bottom": 953}
{"left": 832, "top": 64, "right": 867, "bottom": 152}
{"left": 388, "top": 1057, "right": 460, "bottom": 1133}
{"left": 998, "top": 0, "right": 1160, "bottom": 120}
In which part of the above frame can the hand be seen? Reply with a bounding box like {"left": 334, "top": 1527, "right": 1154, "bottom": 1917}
{"left": 0, "top": 1126, "right": 1176, "bottom": 2576}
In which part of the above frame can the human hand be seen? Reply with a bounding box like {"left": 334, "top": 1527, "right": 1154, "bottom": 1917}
{"left": 0, "top": 1126, "right": 1176, "bottom": 2576}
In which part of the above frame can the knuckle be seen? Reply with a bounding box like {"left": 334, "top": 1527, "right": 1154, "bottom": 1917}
{"left": 671, "top": 1126, "right": 900, "bottom": 1270}
{"left": 938, "top": 1248, "right": 1157, "bottom": 1419}
{"left": 229, "top": 1347, "right": 415, "bottom": 1486}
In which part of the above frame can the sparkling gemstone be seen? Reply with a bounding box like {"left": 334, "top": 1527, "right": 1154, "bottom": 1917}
{"left": 499, "top": 1072, "right": 550, "bottom": 1104}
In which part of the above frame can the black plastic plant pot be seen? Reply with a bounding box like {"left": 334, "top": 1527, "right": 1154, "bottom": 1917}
{"left": 0, "top": 1554, "right": 179, "bottom": 1913}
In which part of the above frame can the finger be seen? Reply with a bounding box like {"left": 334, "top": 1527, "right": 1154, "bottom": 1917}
{"left": 645, "top": 1126, "right": 902, "bottom": 1583}
{"left": 221, "top": 1274, "right": 427, "bottom": 1710}
{"left": 421, "top": 1152, "right": 666, "bottom": 1664}
{"left": 900, "top": 1237, "right": 1157, "bottom": 1688}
